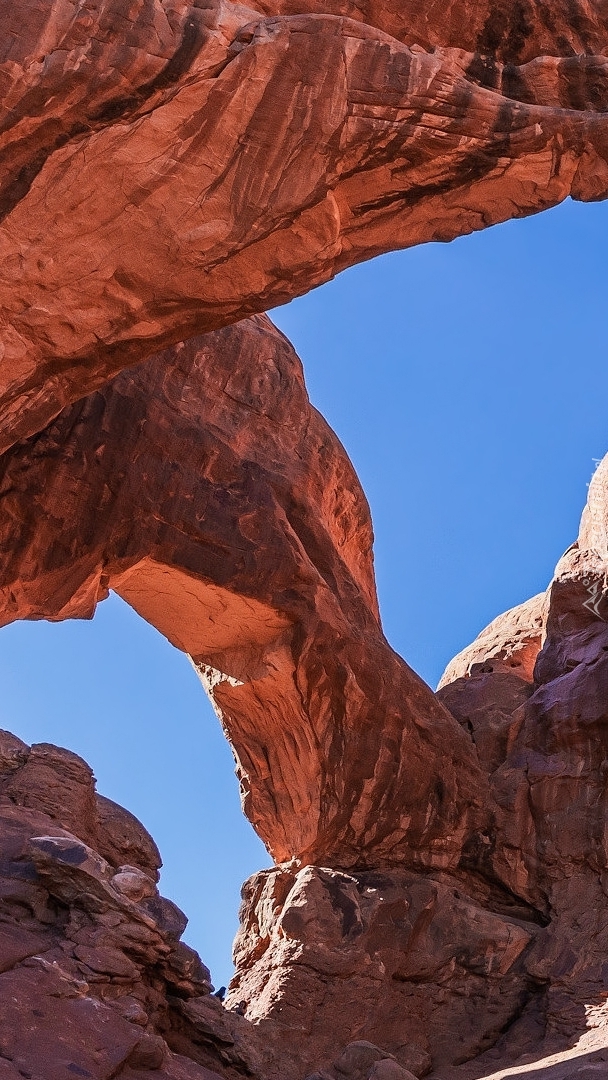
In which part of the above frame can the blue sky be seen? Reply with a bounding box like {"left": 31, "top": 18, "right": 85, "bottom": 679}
{"left": 1, "top": 197, "right": 607, "bottom": 987}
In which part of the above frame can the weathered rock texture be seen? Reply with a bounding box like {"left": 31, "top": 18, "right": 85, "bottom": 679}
{"left": 431, "top": 454, "right": 608, "bottom": 1075}
{"left": 437, "top": 592, "right": 546, "bottom": 689}
{"left": 4, "top": 0, "right": 608, "bottom": 1072}
{"left": 217, "top": 452, "right": 608, "bottom": 1078}
{"left": 3, "top": 0, "right": 608, "bottom": 448}
{"left": 0, "top": 314, "right": 484, "bottom": 869}
{"left": 0, "top": 729, "right": 270, "bottom": 1080}
{"left": 228, "top": 862, "right": 540, "bottom": 1077}
{"left": 6, "top": 308, "right": 608, "bottom": 1078}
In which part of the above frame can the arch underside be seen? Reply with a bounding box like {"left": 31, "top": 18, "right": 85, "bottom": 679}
{"left": 3, "top": 1, "right": 608, "bottom": 1073}
{"left": 2, "top": 0, "right": 608, "bottom": 450}
{"left": 0, "top": 314, "right": 485, "bottom": 868}
{"left": 2, "top": 0, "right": 608, "bottom": 872}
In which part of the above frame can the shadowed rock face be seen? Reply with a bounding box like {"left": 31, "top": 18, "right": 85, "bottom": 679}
{"left": 2, "top": 0, "right": 608, "bottom": 448}
{"left": 249, "top": 0, "right": 608, "bottom": 60}
{"left": 0, "top": 314, "right": 485, "bottom": 869}
{"left": 428, "top": 458, "right": 608, "bottom": 1070}
{"left": 228, "top": 862, "right": 540, "bottom": 1076}
{"left": 4, "top": 0, "right": 608, "bottom": 1072}
{"left": 0, "top": 729, "right": 271, "bottom": 1080}
{"left": 215, "top": 454, "right": 608, "bottom": 1076}
{"left": 7, "top": 307, "right": 608, "bottom": 1076}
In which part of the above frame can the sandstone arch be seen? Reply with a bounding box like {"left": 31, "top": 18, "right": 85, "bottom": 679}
{"left": 0, "top": 314, "right": 486, "bottom": 867}
{"left": 4, "top": 0, "right": 608, "bottom": 1072}
{"left": 2, "top": 0, "right": 608, "bottom": 451}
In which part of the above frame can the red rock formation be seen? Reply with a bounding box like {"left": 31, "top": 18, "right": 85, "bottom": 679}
{"left": 430, "top": 457, "right": 608, "bottom": 1069}
{"left": 2, "top": 0, "right": 608, "bottom": 449}
{"left": 4, "top": 2, "right": 608, "bottom": 1069}
{"left": 5, "top": 278, "right": 608, "bottom": 1078}
{"left": 218, "top": 454, "right": 608, "bottom": 1077}
{"left": 0, "top": 729, "right": 269, "bottom": 1080}
{"left": 5, "top": 324, "right": 608, "bottom": 1077}
{"left": 228, "top": 862, "right": 539, "bottom": 1076}
{"left": 252, "top": 0, "right": 608, "bottom": 60}
{"left": 6, "top": 284, "right": 608, "bottom": 1077}
{"left": 437, "top": 592, "right": 546, "bottom": 689}
{"left": 10, "top": 305, "right": 608, "bottom": 1077}
{"left": 0, "top": 314, "right": 484, "bottom": 869}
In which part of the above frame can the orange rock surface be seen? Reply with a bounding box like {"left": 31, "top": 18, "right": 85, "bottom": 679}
{"left": 437, "top": 592, "right": 546, "bottom": 688}
{"left": 225, "top": 452, "right": 608, "bottom": 1075}
{"left": 0, "top": 315, "right": 484, "bottom": 868}
{"left": 5, "top": 316, "right": 608, "bottom": 1076}
{"left": 3, "top": 0, "right": 608, "bottom": 1075}
{"left": 5, "top": 305, "right": 608, "bottom": 1076}
{"left": 2, "top": 0, "right": 608, "bottom": 448}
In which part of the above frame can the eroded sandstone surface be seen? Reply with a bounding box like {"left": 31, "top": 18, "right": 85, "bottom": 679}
{"left": 220, "top": 454, "right": 608, "bottom": 1078}
{"left": 0, "top": 729, "right": 272, "bottom": 1080}
{"left": 3, "top": 311, "right": 608, "bottom": 1078}
{"left": 3, "top": 0, "right": 608, "bottom": 1074}
{"left": 3, "top": 0, "right": 608, "bottom": 448}
{"left": 0, "top": 314, "right": 485, "bottom": 868}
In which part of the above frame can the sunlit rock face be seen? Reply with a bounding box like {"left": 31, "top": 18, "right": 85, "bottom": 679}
{"left": 6, "top": 306, "right": 608, "bottom": 1077}
{"left": 3, "top": 0, "right": 608, "bottom": 1072}
{"left": 437, "top": 592, "right": 546, "bottom": 689}
{"left": 0, "top": 314, "right": 485, "bottom": 869}
{"left": 430, "top": 461, "right": 608, "bottom": 1068}
{"left": 221, "top": 460, "right": 608, "bottom": 1076}
{"left": 2, "top": 0, "right": 608, "bottom": 449}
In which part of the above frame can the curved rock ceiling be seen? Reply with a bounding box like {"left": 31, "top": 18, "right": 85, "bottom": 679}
{"left": 0, "top": 315, "right": 486, "bottom": 867}
{"left": 3, "top": 1, "right": 608, "bottom": 1074}
{"left": 2, "top": 0, "right": 608, "bottom": 450}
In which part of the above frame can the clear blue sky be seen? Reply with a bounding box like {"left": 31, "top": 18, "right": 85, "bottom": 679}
{"left": 1, "top": 197, "right": 607, "bottom": 987}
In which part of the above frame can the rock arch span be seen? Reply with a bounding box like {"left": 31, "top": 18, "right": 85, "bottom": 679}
{"left": 0, "top": 314, "right": 485, "bottom": 868}
{"left": 2, "top": 0, "right": 608, "bottom": 449}
{"left": 3, "top": 0, "right": 608, "bottom": 1074}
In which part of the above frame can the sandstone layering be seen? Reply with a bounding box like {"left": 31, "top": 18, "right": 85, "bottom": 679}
{"left": 3, "top": 0, "right": 608, "bottom": 449}
{"left": 3, "top": 0, "right": 608, "bottom": 1077}
{"left": 0, "top": 315, "right": 486, "bottom": 869}
{"left": 4, "top": 326, "right": 608, "bottom": 1079}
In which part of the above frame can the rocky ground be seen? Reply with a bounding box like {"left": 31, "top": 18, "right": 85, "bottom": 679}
{"left": 0, "top": 730, "right": 271, "bottom": 1080}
